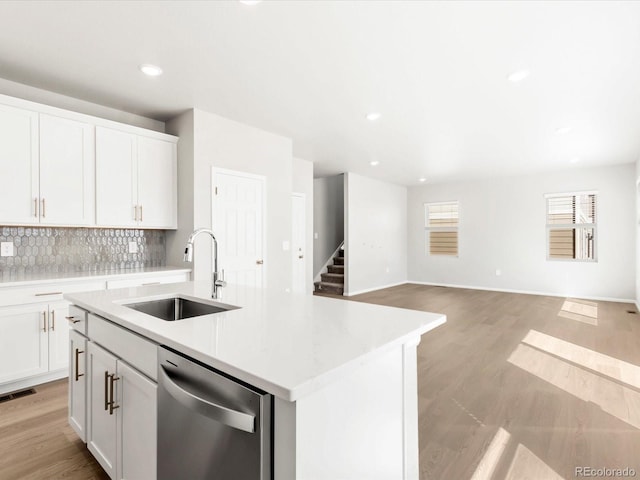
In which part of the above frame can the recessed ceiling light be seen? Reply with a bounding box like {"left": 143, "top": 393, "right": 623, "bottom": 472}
{"left": 370, "top": 161, "right": 380, "bottom": 166}
{"left": 507, "top": 69, "right": 530, "bottom": 82}
{"left": 139, "top": 64, "right": 163, "bottom": 77}
{"left": 570, "top": 157, "right": 580, "bottom": 164}
{"left": 419, "top": 178, "right": 427, "bottom": 182}
{"left": 556, "top": 127, "right": 572, "bottom": 135}
{"left": 366, "top": 112, "right": 381, "bottom": 121}
{"left": 239, "top": 0, "right": 262, "bottom": 4}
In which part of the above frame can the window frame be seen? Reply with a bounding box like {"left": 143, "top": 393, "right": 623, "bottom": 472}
{"left": 424, "top": 200, "right": 459, "bottom": 257}
{"left": 545, "top": 190, "right": 598, "bottom": 263}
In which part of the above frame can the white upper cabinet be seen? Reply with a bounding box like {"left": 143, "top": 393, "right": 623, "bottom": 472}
{"left": 0, "top": 104, "right": 39, "bottom": 224}
{"left": 96, "top": 127, "right": 138, "bottom": 227}
{"left": 0, "top": 94, "right": 177, "bottom": 229}
{"left": 39, "top": 114, "right": 95, "bottom": 225}
{"left": 137, "top": 136, "right": 177, "bottom": 228}
{"left": 96, "top": 127, "right": 177, "bottom": 229}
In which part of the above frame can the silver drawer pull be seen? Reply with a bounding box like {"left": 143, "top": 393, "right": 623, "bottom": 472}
{"left": 66, "top": 316, "right": 81, "bottom": 324}
{"left": 142, "top": 282, "right": 161, "bottom": 286}
{"left": 35, "top": 291, "right": 63, "bottom": 297}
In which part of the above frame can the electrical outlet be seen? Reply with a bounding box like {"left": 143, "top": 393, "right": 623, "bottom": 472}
{"left": 0, "top": 242, "right": 14, "bottom": 257}
{"left": 385, "top": 267, "right": 390, "bottom": 273}
{"left": 128, "top": 242, "right": 139, "bottom": 254}
{"left": 282, "top": 240, "right": 290, "bottom": 251}
{"left": 495, "top": 269, "right": 502, "bottom": 276}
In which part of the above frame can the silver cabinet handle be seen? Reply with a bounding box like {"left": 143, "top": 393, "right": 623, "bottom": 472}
{"left": 42, "top": 311, "right": 47, "bottom": 332}
{"left": 134, "top": 205, "right": 138, "bottom": 222}
{"left": 41, "top": 198, "right": 45, "bottom": 218}
{"left": 51, "top": 310, "right": 55, "bottom": 331}
{"left": 139, "top": 205, "right": 143, "bottom": 222}
{"left": 34, "top": 198, "right": 38, "bottom": 217}
{"left": 159, "top": 366, "right": 255, "bottom": 433}
{"left": 66, "top": 316, "right": 81, "bottom": 324}
{"left": 256, "top": 260, "right": 264, "bottom": 265}
{"left": 35, "top": 292, "right": 62, "bottom": 297}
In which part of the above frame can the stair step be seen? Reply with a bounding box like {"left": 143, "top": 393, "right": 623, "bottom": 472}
{"left": 338, "top": 249, "right": 344, "bottom": 258}
{"left": 321, "top": 273, "right": 344, "bottom": 284}
{"left": 314, "top": 281, "right": 344, "bottom": 296}
{"left": 333, "top": 257, "right": 344, "bottom": 265}
{"left": 327, "top": 265, "right": 344, "bottom": 274}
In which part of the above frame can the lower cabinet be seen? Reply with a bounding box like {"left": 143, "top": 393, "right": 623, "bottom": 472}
{"left": 86, "top": 337, "right": 157, "bottom": 480}
{"left": 0, "top": 301, "right": 70, "bottom": 388}
{"left": 68, "top": 329, "right": 87, "bottom": 442}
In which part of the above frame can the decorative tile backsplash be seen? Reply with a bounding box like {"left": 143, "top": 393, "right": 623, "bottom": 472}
{"left": 0, "top": 227, "right": 165, "bottom": 275}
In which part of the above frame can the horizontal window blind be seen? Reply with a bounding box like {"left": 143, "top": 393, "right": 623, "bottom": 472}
{"left": 546, "top": 193, "right": 596, "bottom": 261}
{"left": 425, "top": 202, "right": 459, "bottom": 256}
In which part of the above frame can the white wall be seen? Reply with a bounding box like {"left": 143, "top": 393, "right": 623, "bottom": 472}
{"left": 0, "top": 77, "right": 164, "bottom": 131}
{"left": 313, "top": 175, "right": 344, "bottom": 276}
{"left": 293, "top": 157, "right": 314, "bottom": 293}
{"left": 407, "top": 163, "right": 635, "bottom": 301}
{"left": 165, "top": 110, "right": 195, "bottom": 268}
{"left": 345, "top": 173, "right": 407, "bottom": 296}
{"left": 636, "top": 159, "right": 640, "bottom": 309}
{"left": 167, "top": 108, "right": 293, "bottom": 290}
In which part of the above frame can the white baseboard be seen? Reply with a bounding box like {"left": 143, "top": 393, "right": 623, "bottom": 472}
{"left": 0, "top": 369, "right": 67, "bottom": 395}
{"left": 407, "top": 281, "right": 636, "bottom": 304}
{"left": 344, "top": 281, "right": 407, "bottom": 297}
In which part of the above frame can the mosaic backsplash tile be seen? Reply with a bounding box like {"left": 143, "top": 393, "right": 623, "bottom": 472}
{"left": 0, "top": 227, "right": 165, "bottom": 275}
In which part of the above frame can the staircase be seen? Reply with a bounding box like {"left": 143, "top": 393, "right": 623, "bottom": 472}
{"left": 314, "top": 248, "right": 344, "bottom": 296}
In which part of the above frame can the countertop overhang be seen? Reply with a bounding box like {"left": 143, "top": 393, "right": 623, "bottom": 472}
{"left": 65, "top": 281, "right": 446, "bottom": 401}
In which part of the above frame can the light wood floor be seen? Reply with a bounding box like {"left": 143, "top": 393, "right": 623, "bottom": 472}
{"left": 351, "top": 284, "right": 640, "bottom": 480}
{"left": 2, "top": 284, "right": 639, "bottom": 479}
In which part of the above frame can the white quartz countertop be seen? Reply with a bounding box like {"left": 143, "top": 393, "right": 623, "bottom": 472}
{"left": 65, "top": 281, "right": 446, "bottom": 402}
{"left": 0, "top": 266, "right": 191, "bottom": 288}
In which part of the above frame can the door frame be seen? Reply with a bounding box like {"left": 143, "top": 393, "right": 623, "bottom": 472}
{"left": 291, "top": 192, "right": 306, "bottom": 293}
{"left": 211, "top": 167, "right": 268, "bottom": 288}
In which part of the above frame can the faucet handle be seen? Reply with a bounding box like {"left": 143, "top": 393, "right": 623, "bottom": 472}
{"left": 215, "top": 269, "right": 227, "bottom": 287}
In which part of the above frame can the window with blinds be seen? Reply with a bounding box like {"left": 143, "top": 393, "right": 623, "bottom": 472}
{"left": 425, "top": 201, "right": 459, "bottom": 256}
{"left": 546, "top": 192, "right": 597, "bottom": 261}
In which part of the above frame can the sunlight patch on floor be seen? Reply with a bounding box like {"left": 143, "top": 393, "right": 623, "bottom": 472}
{"left": 504, "top": 443, "right": 564, "bottom": 480}
{"left": 558, "top": 298, "right": 598, "bottom": 326}
{"left": 470, "top": 427, "right": 511, "bottom": 480}
{"left": 522, "top": 330, "right": 640, "bottom": 389}
{"left": 508, "top": 343, "right": 640, "bottom": 429}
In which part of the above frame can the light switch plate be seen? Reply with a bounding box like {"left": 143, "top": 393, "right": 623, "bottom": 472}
{"left": 1, "top": 242, "right": 14, "bottom": 257}
{"left": 282, "top": 240, "right": 290, "bottom": 251}
{"left": 128, "top": 242, "right": 139, "bottom": 254}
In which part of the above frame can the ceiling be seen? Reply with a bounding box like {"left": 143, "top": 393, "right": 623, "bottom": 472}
{"left": 0, "top": 1, "right": 639, "bottom": 185}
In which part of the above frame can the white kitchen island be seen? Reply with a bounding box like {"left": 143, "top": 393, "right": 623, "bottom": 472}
{"left": 65, "top": 281, "right": 445, "bottom": 480}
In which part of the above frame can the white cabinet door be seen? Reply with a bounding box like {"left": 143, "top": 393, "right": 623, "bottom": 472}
{"left": 116, "top": 360, "right": 157, "bottom": 480}
{"left": 69, "top": 329, "right": 87, "bottom": 442}
{"left": 0, "top": 103, "right": 39, "bottom": 224}
{"left": 49, "top": 301, "right": 71, "bottom": 372}
{"left": 0, "top": 304, "right": 48, "bottom": 384}
{"left": 96, "top": 127, "right": 138, "bottom": 227}
{"left": 87, "top": 341, "right": 118, "bottom": 479}
{"left": 39, "top": 114, "right": 95, "bottom": 225}
{"left": 137, "top": 136, "right": 177, "bottom": 229}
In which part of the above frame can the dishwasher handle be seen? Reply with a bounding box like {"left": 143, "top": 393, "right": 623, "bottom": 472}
{"left": 159, "top": 365, "right": 256, "bottom": 433}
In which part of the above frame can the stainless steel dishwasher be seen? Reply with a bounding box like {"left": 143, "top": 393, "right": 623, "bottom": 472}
{"left": 158, "top": 346, "right": 272, "bottom": 480}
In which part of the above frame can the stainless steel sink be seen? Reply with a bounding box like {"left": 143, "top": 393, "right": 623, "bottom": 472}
{"left": 124, "top": 296, "right": 238, "bottom": 321}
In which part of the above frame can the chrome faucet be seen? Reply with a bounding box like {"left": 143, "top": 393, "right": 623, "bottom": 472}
{"left": 184, "top": 228, "right": 227, "bottom": 299}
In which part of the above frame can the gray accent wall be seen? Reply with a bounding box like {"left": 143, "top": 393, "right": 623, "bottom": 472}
{"left": 0, "top": 227, "right": 165, "bottom": 275}
{"left": 313, "top": 174, "right": 344, "bottom": 277}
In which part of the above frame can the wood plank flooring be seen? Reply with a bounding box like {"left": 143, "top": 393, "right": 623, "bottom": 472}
{"left": 1, "top": 284, "right": 639, "bottom": 479}
{"left": 350, "top": 284, "right": 640, "bottom": 480}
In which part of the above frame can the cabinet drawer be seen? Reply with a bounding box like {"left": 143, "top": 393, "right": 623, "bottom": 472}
{"left": 67, "top": 305, "right": 89, "bottom": 335}
{"left": 106, "top": 273, "right": 189, "bottom": 290}
{"left": 88, "top": 314, "right": 157, "bottom": 381}
{"left": 0, "top": 281, "right": 105, "bottom": 307}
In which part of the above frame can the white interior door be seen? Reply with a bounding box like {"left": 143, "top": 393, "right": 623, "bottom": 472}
{"left": 292, "top": 193, "right": 306, "bottom": 294}
{"left": 212, "top": 168, "right": 266, "bottom": 288}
